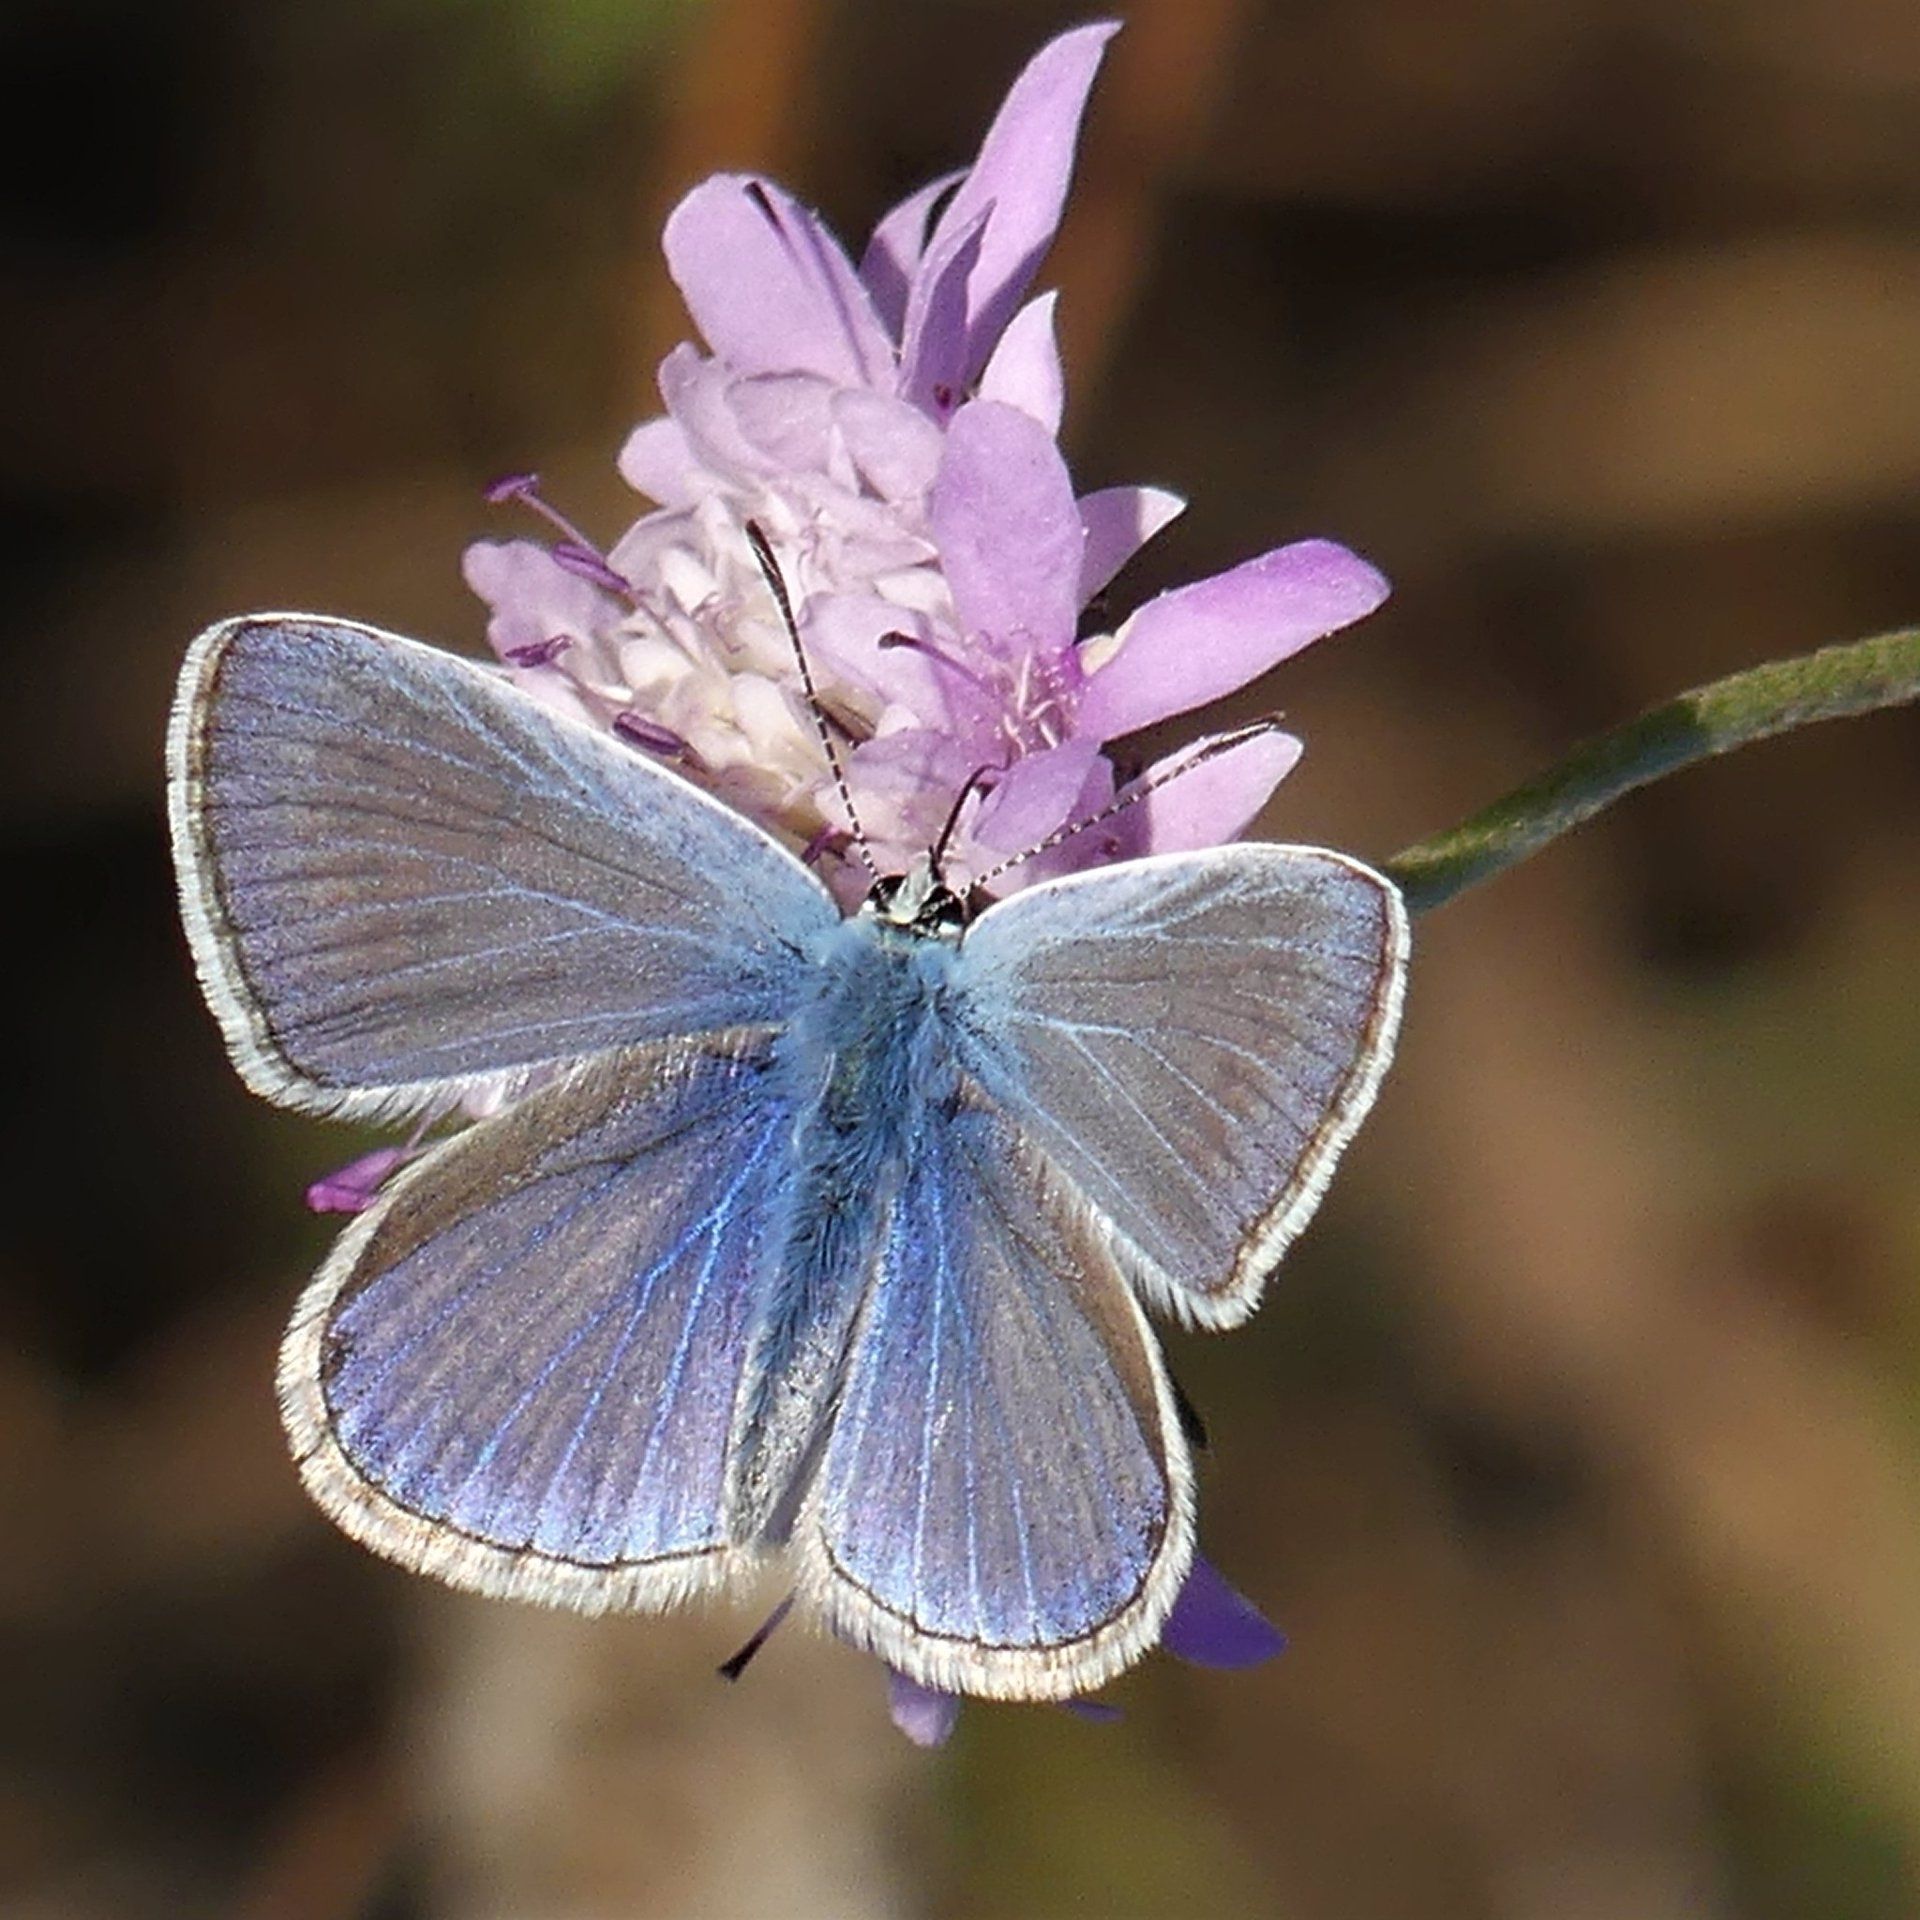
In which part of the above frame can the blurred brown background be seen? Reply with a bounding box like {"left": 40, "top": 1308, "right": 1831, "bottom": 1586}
{"left": 6, "top": 0, "right": 1920, "bottom": 1914}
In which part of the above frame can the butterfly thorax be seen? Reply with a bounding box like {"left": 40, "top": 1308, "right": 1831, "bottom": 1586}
{"left": 728, "top": 911, "right": 966, "bottom": 1538}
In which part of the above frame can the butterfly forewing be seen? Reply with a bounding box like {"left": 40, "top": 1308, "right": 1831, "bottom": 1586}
{"left": 797, "top": 1090, "right": 1193, "bottom": 1700}
{"left": 168, "top": 615, "right": 837, "bottom": 1120}
{"left": 952, "top": 845, "right": 1408, "bottom": 1329}
{"left": 281, "top": 1035, "right": 795, "bottom": 1613}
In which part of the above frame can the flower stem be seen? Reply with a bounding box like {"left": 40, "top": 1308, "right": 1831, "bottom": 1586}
{"left": 1382, "top": 626, "right": 1920, "bottom": 915}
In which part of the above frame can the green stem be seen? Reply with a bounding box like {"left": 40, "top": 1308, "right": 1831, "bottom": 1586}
{"left": 1382, "top": 627, "right": 1920, "bottom": 915}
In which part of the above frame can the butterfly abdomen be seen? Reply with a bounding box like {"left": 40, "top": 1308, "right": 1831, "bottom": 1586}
{"left": 728, "top": 918, "right": 963, "bottom": 1539}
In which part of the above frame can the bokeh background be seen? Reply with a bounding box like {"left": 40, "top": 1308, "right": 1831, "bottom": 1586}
{"left": 7, "top": 0, "right": 1920, "bottom": 1914}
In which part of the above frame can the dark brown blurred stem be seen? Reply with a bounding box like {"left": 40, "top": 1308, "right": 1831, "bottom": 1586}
{"left": 1383, "top": 626, "right": 1920, "bottom": 915}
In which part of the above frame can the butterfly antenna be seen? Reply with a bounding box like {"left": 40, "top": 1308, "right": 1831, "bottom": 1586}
{"left": 929, "top": 764, "right": 1000, "bottom": 879}
{"left": 744, "top": 520, "right": 879, "bottom": 882}
{"left": 971, "top": 717, "right": 1291, "bottom": 891}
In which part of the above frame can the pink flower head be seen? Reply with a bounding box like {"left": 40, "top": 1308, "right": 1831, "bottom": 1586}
{"left": 465, "top": 21, "right": 1389, "bottom": 909}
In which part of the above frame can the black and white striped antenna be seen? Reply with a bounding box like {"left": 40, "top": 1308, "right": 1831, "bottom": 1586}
{"left": 743, "top": 520, "right": 879, "bottom": 883}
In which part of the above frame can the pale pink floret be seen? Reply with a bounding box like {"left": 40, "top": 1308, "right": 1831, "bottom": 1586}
{"left": 464, "top": 20, "right": 1386, "bottom": 907}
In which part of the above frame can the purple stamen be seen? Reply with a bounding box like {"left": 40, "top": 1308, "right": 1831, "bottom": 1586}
{"left": 552, "top": 543, "right": 634, "bottom": 594}
{"left": 486, "top": 474, "right": 638, "bottom": 601}
{"left": 799, "top": 823, "right": 850, "bottom": 867}
{"left": 717, "top": 1595, "right": 794, "bottom": 1682}
{"left": 877, "top": 628, "right": 993, "bottom": 694}
{"left": 504, "top": 634, "right": 572, "bottom": 668}
{"left": 612, "top": 710, "right": 695, "bottom": 760}
{"left": 482, "top": 470, "right": 541, "bottom": 505}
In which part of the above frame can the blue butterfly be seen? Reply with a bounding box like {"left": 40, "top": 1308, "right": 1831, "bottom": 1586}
{"left": 166, "top": 611, "right": 1407, "bottom": 1700}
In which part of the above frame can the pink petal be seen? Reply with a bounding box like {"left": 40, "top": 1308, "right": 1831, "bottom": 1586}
{"left": 461, "top": 538, "right": 620, "bottom": 660}
{"left": 977, "top": 291, "right": 1065, "bottom": 433}
{"left": 725, "top": 372, "right": 838, "bottom": 471}
{"left": 1078, "top": 484, "right": 1185, "bottom": 604}
{"left": 615, "top": 415, "right": 704, "bottom": 506}
{"left": 988, "top": 753, "right": 1135, "bottom": 890}
{"left": 845, "top": 726, "right": 980, "bottom": 890}
{"left": 655, "top": 343, "right": 776, "bottom": 481}
{"left": 886, "top": 1669, "right": 961, "bottom": 1749}
{"left": 847, "top": 725, "right": 979, "bottom": 808}
{"left": 663, "top": 174, "right": 894, "bottom": 388}
{"left": 860, "top": 168, "right": 965, "bottom": 336}
{"left": 305, "top": 1147, "right": 407, "bottom": 1215}
{"left": 928, "top": 400, "right": 1082, "bottom": 659}
{"left": 1159, "top": 1557, "right": 1286, "bottom": 1670}
{"left": 783, "top": 483, "right": 933, "bottom": 575}
{"left": 1078, "top": 538, "right": 1390, "bottom": 739}
{"left": 968, "top": 737, "right": 1103, "bottom": 854}
{"left": 802, "top": 592, "right": 958, "bottom": 721}
{"left": 920, "top": 22, "right": 1118, "bottom": 385}
{"left": 833, "top": 390, "right": 944, "bottom": 500}
{"left": 898, "top": 206, "right": 989, "bottom": 417}
{"left": 1138, "top": 727, "right": 1303, "bottom": 854}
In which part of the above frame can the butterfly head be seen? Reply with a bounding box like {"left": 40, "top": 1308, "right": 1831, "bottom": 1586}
{"left": 862, "top": 855, "right": 968, "bottom": 940}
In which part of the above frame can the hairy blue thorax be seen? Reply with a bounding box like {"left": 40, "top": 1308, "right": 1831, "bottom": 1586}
{"left": 731, "top": 887, "right": 967, "bottom": 1534}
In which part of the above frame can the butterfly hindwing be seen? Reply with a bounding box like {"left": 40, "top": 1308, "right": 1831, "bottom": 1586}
{"left": 281, "top": 1034, "right": 796, "bottom": 1613}
{"left": 796, "top": 1087, "right": 1193, "bottom": 1700}
{"left": 167, "top": 615, "right": 838, "bottom": 1120}
{"left": 952, "top": 845, "right": 1407, "bottom": 1328}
